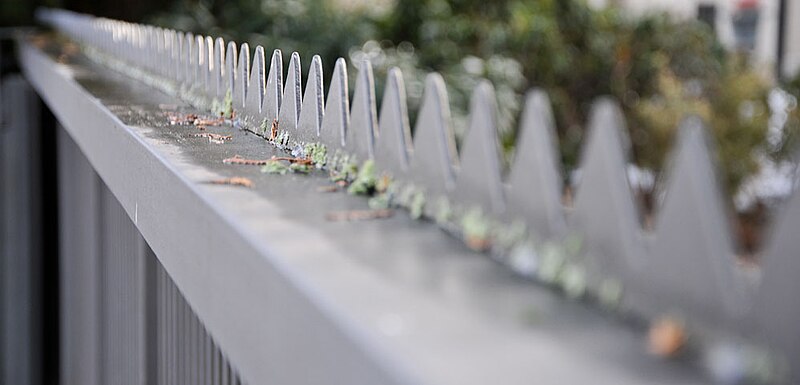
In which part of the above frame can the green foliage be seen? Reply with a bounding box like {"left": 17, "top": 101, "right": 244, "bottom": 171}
{"left": 261, "top": 160, "right": 290, "bottom": 175}
{"left": 149, "top": 0, "right": 788, "bottom": 194}
{"left": 348, "top": 159, "right": 377, "bottom": 195}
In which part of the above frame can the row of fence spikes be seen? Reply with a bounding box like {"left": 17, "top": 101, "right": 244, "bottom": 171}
{"left": 37, "top": 8, "right": 800, "bottom": 376}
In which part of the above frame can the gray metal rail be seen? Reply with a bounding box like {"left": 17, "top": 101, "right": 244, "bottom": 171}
{"left": 3, "top": 7, "right": 800, "bottom": 385}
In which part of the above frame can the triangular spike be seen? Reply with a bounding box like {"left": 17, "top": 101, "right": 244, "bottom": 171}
{"left": 296, "top": 55, "right": 324, "bottom": 144}
{"left": 346, "top": 60, "right": 378, "bottom": 161}
{"left": 203, "top": 36, "right": 214, "bottom": 96}
{"left": 319, "top": 58, "right": 349, "bottom": 150}
{"left": 194, "top": 34, "right": 205, "bottom": 88}
{"left": 277, "top": 52, "right": 302, "bottom": 131}
{"left": 375, "top": 67, "right": 412, "bottom": 177}
{"left": 262, "top": 49, "right": 283, "bottom": 127}
{"left": 753, "top": 169, "right": 800, "bottom": 374}
{"left": 506, "top": 89, "right": 566, "bottom": 238}
{"left": 643, "top": 117, "right": 746, "bottom": 326}
{"left": 570, "top": 98, "right": 642, "bottom": 285}
{"left": 409, "top": 73, "right": 458, "bottom": 197}
{"left": 213, "top": 38, "right": 225, "bottom": 99}
{"left": 453, "top": 81, "right": 505, "bottom": 215}
{"left": 235, "top": 43, "right": 250, "bottom": 110}
{"left": 172, "top": 32, "right": 184, "bottom": 83}
{"left": 170, "top": 30, "right": 180, "bottom": 81}
{"left": 225, "top": 41, "right": 237, "bottom": 99}
{"left": 181, "top": 33, "right": 193, "bottom": 85}
{"left": 243, "top": 46, "right": 265, "bottom": 131}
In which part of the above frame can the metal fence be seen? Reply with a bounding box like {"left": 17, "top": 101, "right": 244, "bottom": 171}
{"left": 3, "top": 7, "right": 800, "bottom": 385}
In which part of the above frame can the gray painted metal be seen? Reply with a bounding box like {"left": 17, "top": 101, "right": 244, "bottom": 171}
{"left": 643, "top": 118, "right": 747, "bottom": 328}
{"left": 263, "top": 49, "right": 283, "bottom": 128}
{"left": 347, "top": 59, "right": 378, "bottom": 160}
{"left": 408, "top": 73, "right": 457, "bottom": 197}
{"left": 17, "top": 31, "right": 714, "bottom": 385}
{"left": 505, "top": 90, "right": 566, "bottom": 239}
{"left": 569, "top": 98, "right": 643, "bottom": 288}
{"left": 453, "top": 81, "right": 505, "bottom": 215}
{"left": 320, "top": 58, "right": 349, "bottom": 149}
{"left": 243, "top": 46, "right": 265, "bottom": 132}
{"left": 374, "top": 68, "right": 412, "bottom": 177}
{"left": 0, "top": 76, "right": 42, "bottom": 385}
{"left": 296, "top": 55, "right": 324, "bottom": 143}
{"left": 278, "top": 52, "right": 302, "bottom": 131}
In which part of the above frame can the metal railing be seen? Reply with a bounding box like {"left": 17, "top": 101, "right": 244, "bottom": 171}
{"left": 3, "top": 7, "right": 800, "bottom": 385}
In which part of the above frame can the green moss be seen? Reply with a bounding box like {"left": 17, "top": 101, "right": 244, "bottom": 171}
{"left": 494, "top": 220, "right": 527, "bottom": 250}
{"left": 289, "top": 162, "right": 312, "bottom": 174}
{"left": 409, "top": 191, "right": 426, "bottom": 219}
{"left": 259, "top": 118, "right": 269, "bottom": 134}
{"left": 261, "top": 160, "right": 290, "bottom": 175}
{"left": 559, "top": 263, "right": 586, "bottom": 299}
{"left": 220, "top": 88, "right": 233, "bottom": 118}
{"left": 274, "top": 131, "right": 290, "bottom": 147}
{"left": 368, "top": 193, "right": 391, "bottom": 210}
{"left": 537, "top": 242, "right": 565, "bottom": 284}
{"left": 348, "top": 160, "right": 377, "bottom": 195}
{"left": 304, "top": 142, "right": 328, "bottom": 168}
{"left": 330, "top": 157, "right": 359, "bottom": 183}
{"left": 434, "top": 197, "right": 452, "bottom": 224}
{"left": 460, "top": 207, "right": 491, "bottom": 244}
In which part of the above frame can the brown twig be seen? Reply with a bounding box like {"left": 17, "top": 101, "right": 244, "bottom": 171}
{"left": 269, "top": 119, "right": 279, "bottom": 140}
{"left": 325, "top": 209, "right": 394, "bottom": 222}
{"left": 204, "top": 177, "right": 254, "bottom": 188}
{"left": 222, "top": 155, "right": 272, "bottom": 165}
{"left": 192, "top": 133, "right": 232, "bottom": 144}
{"left": 270, "top": 156, "right": 313, "bottom": 165}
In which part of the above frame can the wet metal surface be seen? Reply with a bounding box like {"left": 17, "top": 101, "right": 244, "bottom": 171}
{"left": 25, "top": 36, "right": 711, "bottom": 385}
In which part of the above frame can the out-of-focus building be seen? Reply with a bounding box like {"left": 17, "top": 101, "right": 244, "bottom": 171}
{"left": 588, "top": 0, "right": 800, "bottom": 79}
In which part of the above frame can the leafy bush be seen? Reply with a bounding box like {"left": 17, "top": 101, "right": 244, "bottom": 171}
{"left": 149, "top": 0, "right": 795, "bottom": 195}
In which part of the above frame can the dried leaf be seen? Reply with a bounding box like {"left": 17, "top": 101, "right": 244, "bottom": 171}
{"left": 204, "top": 177, "right": 254, "bottom": 188}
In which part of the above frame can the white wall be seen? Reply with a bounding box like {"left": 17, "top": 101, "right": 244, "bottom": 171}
{"left": 783, "top": 0, "right": 800, "bottom": 78}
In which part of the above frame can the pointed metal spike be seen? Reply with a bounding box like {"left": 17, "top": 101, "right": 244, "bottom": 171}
{"left": 296, "top": 55, "right": 324, "bottom": 143}
{"left": 409, "top": 73, "right": 458, "bottom": 197}
{"left": 453, "top": 81, "right": 505, "bottom": 215}
{"left": 182, "top": 33, "right": 194, "bottom": 85}
{"left": 203, "top": 36, "right": 214, "bottom": 96}
{"left": 347, "top": 60, "right": 378, "bottom": 160}
{"left": 753, "top": 168, "right": 800, "bottom": 371}
{"left": 192, "top": 35, "right": 208, "bottom": 89}
{"left": 642, "top": 116, "right": 746, "bottom": 327}
{"left": 262, "top": 49, "right": 283, "bottom": 127}
{"left": 235, "top": 43, "right": 250, "bottom": 110}
{"left": 506, "top": 89, "right": 566, "bottom": 238}
{"left": 277, "top": 52, "right": 302, "bottom": 131}
{"left": 225, "top": 41, "right": 237, "bottom": 100}
{"left": 319, "top": 58, "right": 349, "bottom": 150}
{"left": 375, "top": 67, "right": 412, "bottom": 177}
{"left": 170, "top": 30, "right": 180, "bottom": 81}
{"left": 243, "top": 46, "right": 265, "bottom": 131}
{"left": 570, "top": 98, "right": 643, "bottom": 285}
{"left": 213, "top": 38, "right": 225, "bottom": 99}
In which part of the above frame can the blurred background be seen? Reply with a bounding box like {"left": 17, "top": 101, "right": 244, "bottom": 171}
{"left": 2, "top": 1, "right": 800, "bottom": 384}
{"left": 7, "top": 0, "right": 798, "bottom": 258}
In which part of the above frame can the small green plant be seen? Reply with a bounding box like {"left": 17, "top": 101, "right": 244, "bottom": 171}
{"left": 461, "top": 207, "right": 491, "bottom": 251}
{"left": 409, "top": 191, "right": 426, "bottom": 220}
{"left": 211, "top": 89, "right": 234, "bottom": 118}
{"left": 348, "top": 160, "right": 377, "bottom": 195}
{"left": 261, "top": 160, "right": 290, "bottom": 175}
{"left": 289, "top": 162, "right": 312, "bottom": 174}
{"left": 304, "top": 142, "right": 328, "bottom": 168}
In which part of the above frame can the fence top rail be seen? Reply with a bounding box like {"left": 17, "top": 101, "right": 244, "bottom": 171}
{"left": 25, "top": 8, "right": 800, "bottom": 384}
